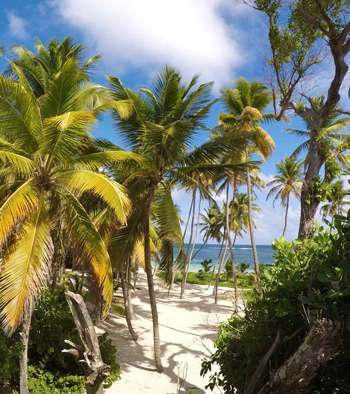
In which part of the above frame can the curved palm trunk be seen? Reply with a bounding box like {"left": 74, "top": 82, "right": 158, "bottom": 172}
{"left": 282, "top": 196, "right": 290, "bottom": 237}
{"left": 247, "top": 168, "right": 260, "bottom": 285}
{"left": 298, "top": 136, "right": 324, "bottom": 239}
{"left": 180, "top": 189, "right": 197, "bottom": 299}
{"left": 143, "top": 193, "right": 163, "bottom": 372}
{"left": 19, "top": 303, "right": 32, "bottom": 394}
{"left": 121, "top": 262, "right": 138, "bottom": 341}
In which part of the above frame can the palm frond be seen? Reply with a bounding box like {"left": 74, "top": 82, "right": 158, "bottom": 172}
{"left": 0, "top": 178, "right": 39, "bottom": 247}
{"left": 57, "top": 169, "right": 131, "bottom": 224}
{"left": 0, "top": 200, "right": 53, "bottom": 333}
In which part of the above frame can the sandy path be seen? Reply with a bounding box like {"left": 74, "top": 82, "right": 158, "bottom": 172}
{"left": 103, "top": 272, "right": 237, "bottom": 394}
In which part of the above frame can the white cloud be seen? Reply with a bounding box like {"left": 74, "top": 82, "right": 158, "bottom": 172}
{"left": 54, "top": 0, "right": 248, "bottom": 86}
{"left": 7, "top": 11, "right": 28, "bottom": 39}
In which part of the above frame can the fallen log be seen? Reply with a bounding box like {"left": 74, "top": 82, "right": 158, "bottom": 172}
{"left": 259, "top": 319, "right": 341, "bottom": 394}
{"left": 64, "top": 291, "right": 110, "bottom": 394}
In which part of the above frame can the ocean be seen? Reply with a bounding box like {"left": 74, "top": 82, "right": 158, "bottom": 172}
{"left": 182, "top": 244, "right": 274, "bottom": 272}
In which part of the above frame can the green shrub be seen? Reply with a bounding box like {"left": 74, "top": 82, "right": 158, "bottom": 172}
{"left": 30, "top": 288, "right": 81, "bottom": 373}
{"left": 0, "top": 331, "right": 22, "bottom": 387}
{"left": 27, "top": 365, "right": 85, "bottom": 394}
{"left": 202, "top": 227, "right": 350, "bottom": 393}
{"left": 99, "top": 333, "right": 121, "bottom": 387}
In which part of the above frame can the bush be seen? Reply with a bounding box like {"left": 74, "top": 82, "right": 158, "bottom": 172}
{"left": 202, "top": 226, "right": 350, "bottom": 393}
{"left": 27, "top": 366, "right": 85, "bottom": 394}
{"left": 30, "top": 288, "right": 81, "bottom": 373}
{"left": 0, "top": 331, "right": 22, "bottom": 387}
{"left": 2, "top": 287, "right": 120, "bottom": 392}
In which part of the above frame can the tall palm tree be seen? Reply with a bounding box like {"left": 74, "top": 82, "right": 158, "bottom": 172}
{"left": 218, "top": 78, "right": 275, "bottom": 284}
{"left": 109, "top": 67, "right": 219, "bottom": 372}
{"left": 0, "top": 60, "right": 132, "bottom": 392}
{"left": 267, "top": 156, "right": 303, "bottom": 237}
{"left": 180, "top": 172, "right": 213, "bottom": 298}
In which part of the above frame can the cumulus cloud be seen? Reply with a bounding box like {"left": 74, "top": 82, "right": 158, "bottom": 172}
{"left": 54, "top": 0, "right": 247, "bottom": 86}
{"left": 7, "top": 11, "right": 28, "bottom": 39}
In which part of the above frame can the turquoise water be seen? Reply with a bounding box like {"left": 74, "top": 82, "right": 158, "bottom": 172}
{"left": 181, "top": 244, "right": 274, "bottom": 271}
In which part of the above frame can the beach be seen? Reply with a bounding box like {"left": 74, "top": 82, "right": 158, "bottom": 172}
{"left": 103, "top": 271, "right": 240, "bottom": 394}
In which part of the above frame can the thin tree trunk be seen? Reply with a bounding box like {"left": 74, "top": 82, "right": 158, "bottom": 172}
{"left": 247, "top": 168, "right": 260, "bottom": 285}
{"left": 19, "top": 304, "right": 32, "bottom": 394}
{"left": 121, "top": 262, "right": 138, "bottom": 341}
{"left": 298, "top": 136, "right": 323, "bottom": 239}
{"left": 180, "top": 189, "right": 197, "bottom": 299}
{"left": 212, "top": 239, "right": 225, "bottom": 293}
{"left": 282, "top": 196, "right": 289, "bottom": 237}
{"left": 127, "top": 262, "right": 135, "bottom": 317}
{"left": 143, "top": 192, "right": 163, "bottom": 372}
{"left": 224, "top": 182, "right": 238, "bottom": 312}
{"left": 229, "top": 233, "right": 238, "bottom": 312}
{"left": 133, "top": 263, "right": 137, "bottom": 290}
{"left": 214, "top": 237, "right": 229, "bottom": 304}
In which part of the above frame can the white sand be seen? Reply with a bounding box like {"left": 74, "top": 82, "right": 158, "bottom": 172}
{"left": 103, "top": 272, "right": 241, "bottom": 394}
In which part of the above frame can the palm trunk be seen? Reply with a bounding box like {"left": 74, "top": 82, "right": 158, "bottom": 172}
{"left": 282, "top": 196, "right": 290, "bottom": 237}
{"left": 247, "top": 168, "right": 260, "bottom": 285}
{"left": 121, "top": 262, "right": 138, "bottom": 341}
{"left": 229, "top": 233, "right": 238, "bottom": 312}
{"left": 224, "top": 182, "right": 238, "bottom": 311}
{"left": 180, "top": 189, "right": 197, "bottom": 299}
{"left": 19, "top": 304, "right": 32, "bottom": 394}
{"left": 143, "top": 192, "right": 163, "bottom": 372}
{"left": 214, "top": 240, "right": 228, "bottom": 304}
{"left": 298, "top": 135, "right": 324, "bottom": 239}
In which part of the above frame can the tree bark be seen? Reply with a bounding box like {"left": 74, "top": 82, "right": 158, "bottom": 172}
{"left": 247, "top": 168, "right": 260, "bottom": 285}
{"left": 282, "top": 196, "right": 289, "bottom": 237}
{"left": 259, "top": 319, "right": 341, "bottom": 394}
{"left": 143, "top": 192, "right": 163, "bottom": 372}
{"left": 298, "top": 136, "right": 324, "bottom": 239}
{"left": 64, "top": 291, "right": 109, "bottom": 394}
{"left": 121, "top": 262, "right": 138, "bottom": 341}
{"left": 19, "top": 303, "right": 32, "bottom": 394}
{"left": 180, "top": 189, "right": 197, "bottom": 299}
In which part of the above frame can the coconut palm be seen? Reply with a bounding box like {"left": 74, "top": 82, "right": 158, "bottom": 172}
{"left": 108, "top": 66, "right": 221, "bottom": 372}
{"left": 218, "top": 78, "right": 275, "bottom": 284}
{"left": 180, "top": 171, "right": 214, "bottom": 298}
{"left": 11, "top": 37, "right": 101, "bottom": 97}
{"left": 0, "top": 59, "right": 133, "bottom": 392}
{"left": 267, "top": 156, "right": 303, "bottom": 236}
{"left": 321, "top": 180, "right": 349, "bottom": 221}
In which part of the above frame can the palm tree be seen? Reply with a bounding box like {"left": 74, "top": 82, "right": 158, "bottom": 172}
{"left": 218, "top": 78, "right": 275, "bottom": 284}
{"left": 109, "top": 67, "right": 219, "bottom": 372}
{"left": 0, "top": 58, "right": 132, "bottom": 392}
{"left": 267, "top": 156, "right": 303, "bottom": 237}
{"left": 321, "top": 180, "right": 349, "bottom": 221}
{"left": 180, "top": 172, "right": 214, "bottom": 298}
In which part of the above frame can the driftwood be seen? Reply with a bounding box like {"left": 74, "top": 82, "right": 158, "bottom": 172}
{"left": 259, "top": 319, "right": 341, "bottom": 394}
{"left": 64, "top": 291, "right": 110, "bottom": 394}
{"left": 244, "top": 330, "right": 280, "bottom": 394}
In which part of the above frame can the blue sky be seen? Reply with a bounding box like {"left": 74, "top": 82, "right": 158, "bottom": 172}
{"left": 0, "top": 0, "right": 313, "bottom": 243}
